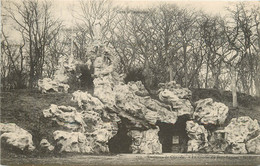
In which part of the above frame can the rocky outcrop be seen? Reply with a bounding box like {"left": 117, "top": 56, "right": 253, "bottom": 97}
{"left": 128, "top": 128, "right": 162, "bottom": 154}
{"left": 52, "top": 111, "right": 119, "bottom": 154}
{"left": 42, "top": 99, "right": 120, "bottom": 153}
{"left": 193, "top": 98, "right": 228, "bottom": 125}
{"left": 127, "top": 81, "right": 149, "bottom": 97}
{"left": 72, "top": 90, "right": 104, "bottom": 110}
{"left": 38, "top": 57, "right": 73, "bottom": 93}
{"left": 224, "top": 116, "right": 259, "bottom": 143}
{"left": 42, "top": 104, "right": 85, "bottom": 132}
{"left": 114, "top": 84, "right": 178, "bottom": 126}
{"left": 224, "top": 116, "right": 259, "bottom": 154}
{"left": 0, "top": 123, "right": 35, "bottom": 151}
{"left": 38, "top": 78, "right": 69, "bottom": 93}
{"left": 207, "top": 130, "right": 228, "bottom": 153}
{"left": 93, "top": 55, "right": 117, "bottom": 108}
{"left": 159, "top": 89, "right": 193, "bottom": 117}
{"left": 186, "top": 121, "right": 208, "bottom": 152}
{"left": 246, "top": 135, "right": 260, "bottom": 154}
{"left": 53, "top": 130, "right": 92, "bottom": 153}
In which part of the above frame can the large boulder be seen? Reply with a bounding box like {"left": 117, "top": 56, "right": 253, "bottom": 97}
{"left": 38, "top": 78, "right": 69, "bottom": 93}
{"left": 246, "top": 135, "right": 260, "bottom": 154}
{"left": 186, "top": 121, "right": 208, "bottom": 152}
{"left": 224, "top": 116, "right": 259, "bottom": 154}
{"left": 42, "top": 104, "right": 85, "bottom": 132}
{"left": 193, "top": 98, "right": 228, "bottom": 126}
{"left": 128, "top": 128, "right": 162, "bottom": 154}
{"left": 224, "top": 116, "right": 259, "bottom": 144}
{"left": 0, "top": 123, "right": 35, "bottom": 151}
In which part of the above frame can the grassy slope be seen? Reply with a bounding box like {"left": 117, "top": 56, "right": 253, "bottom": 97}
{"left": 0, "top": 89, "right": 79, "bottom": 157}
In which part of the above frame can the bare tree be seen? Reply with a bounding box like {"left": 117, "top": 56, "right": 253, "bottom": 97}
{"left": 3, "top": 0, "right": 62, "bottom": 88}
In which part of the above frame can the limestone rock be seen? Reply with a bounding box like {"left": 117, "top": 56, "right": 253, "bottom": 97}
{"left": 159, "top": 89, "right": 193, "bottom": 117}
{"left": 186, "top": 121, "right": 208, "bottom": 152}
{"left": 224, "top": 116, "right": 259, "bottom": 144}
{"left": 93, "top": 75, "right": 116, "bottom": 108}
{"left": 72, "top": 90, "right": 104, "bottom": 110}
{"left": 128, "top": 128, "right": 162, "bottom": 154}
{"left": 194, "top": 98, "right": 228, "bottom": 125}
{"left": 246, "top": 135, "right": 260, "bottom": 154}
{"left": 42, "top": 104, "right": 85, "bottom": 132}
{"left": 114, "top": 84, "right": 178, "bottom": 125}
{"left": 40, "top": 139, "right": 54, "bottom": 151}
{"left": 158, "top": 81, "right": 192, "bottom": 99}
{"left": 81, "top": 110, "right": 120, "bottom": 153}
{"left": 53, "top": 130, "right": 92, "bottom": 153}
{"left": 38, "top": 78, "right": 69, "bottom": 93}
{"left": 82, "top": 110, "right": 119, "bottom": 140}
{"left": 0, "top": 123, "right": 35, "bottom": 151}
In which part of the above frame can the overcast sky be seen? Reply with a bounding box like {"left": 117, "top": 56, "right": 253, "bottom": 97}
{"left": 2, "top": 0, "right": 260, "bottom": 42}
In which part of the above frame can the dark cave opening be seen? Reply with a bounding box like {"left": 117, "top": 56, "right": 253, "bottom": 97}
{"left": 156, "top": 115, "right": 190, "bottom": 153}
{"left": 108, "top": 118, "right": 132, "bottom": 154}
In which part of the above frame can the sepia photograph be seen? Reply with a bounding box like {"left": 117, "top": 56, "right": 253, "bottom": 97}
{"left": 1, "top": 0, "right": 260, "bottom": 165}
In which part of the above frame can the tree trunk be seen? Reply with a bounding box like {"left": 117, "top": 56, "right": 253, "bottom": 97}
{"left": 169, "top": 63, "right": 173, "bottom": 82}
{"left": 231, "top": 66, "right": 238, "bottom": 107}
{"left": 183, "top": 45, "right": 188, "bottom": 87}
{"left": 255, "top": 71, "right": 260, "bottom": 97}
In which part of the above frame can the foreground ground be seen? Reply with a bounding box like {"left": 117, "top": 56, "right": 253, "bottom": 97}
{"left": 1, "top": 153, "right": 260, "bottom": 166}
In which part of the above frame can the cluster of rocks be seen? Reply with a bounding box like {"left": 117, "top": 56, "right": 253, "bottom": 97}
{"left": 2, "top": 40, "right": 260, "bottom": 155}
{"left": 37, "top": 56, "right": 79, "bottom": 93}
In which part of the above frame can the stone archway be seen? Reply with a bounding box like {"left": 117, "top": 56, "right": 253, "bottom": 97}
{"left": 108, "top": 118, "right": 132, "bottom": 154}
{"left": 156, "top": 115, "right": 190, "bottom": 153}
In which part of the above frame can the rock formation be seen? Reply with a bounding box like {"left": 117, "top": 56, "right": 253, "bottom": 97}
{"left": 38, "top": 78, "right": 69, "bottom": 93}
{"left": 0, "top": 123, "right": 35, "bottom": 151}
{"left": 186, "top": 121, "right": 208, "bottom": 152}
{"left": 224, "top": 116, "right": 260, "bottom": 154}
{"left": 207, "top": 130, "right": 229, "bottom": 153}
{"left": 128, "top": 128, "right": 162, "bottom": 154}
{"left": 246, "top": 135, "right": 260, "bottom": 153}
{"left": 9, "top": 25, "right": 259, "bottom": 155}
{"left": 37, "top": 56, "right": 79, "bottom": 93}
{"left": 53, "top": 130, "right": 92, "bottom": 153}
{"left": 42, "top": 104, "right": 85, "bottom": 132}
{"left": 193, "top": 98, "right": 229, "bottom": 126}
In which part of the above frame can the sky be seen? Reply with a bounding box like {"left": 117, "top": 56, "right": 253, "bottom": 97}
{"left": 2, "top": 0, "right": 260, "bottom": 42}
{"left": 51, "top": 0, "right": 259, "bottom": 25}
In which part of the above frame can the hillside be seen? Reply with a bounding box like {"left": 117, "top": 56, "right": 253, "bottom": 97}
{"left": 1, "top": 88, "right": 260, "bottom": 156}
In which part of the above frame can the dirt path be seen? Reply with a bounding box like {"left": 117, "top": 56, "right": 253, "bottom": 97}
{"left": 1, "top": 153, "right": 260, "bottom": 165}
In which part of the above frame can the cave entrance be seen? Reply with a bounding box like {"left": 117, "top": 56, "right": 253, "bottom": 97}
{"left": 108, "top": 118, "right": 132, "bottom": 154}
{"left": 156, "top": 115, "right": 190, "bottom": 153}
